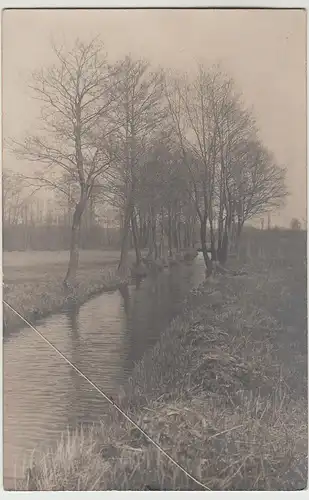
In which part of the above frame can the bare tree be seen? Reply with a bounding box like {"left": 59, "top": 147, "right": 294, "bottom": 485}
{"left": 107, "top": 56, "right": 166, "bottom": 278}
{"left": 166, "top": 64, "right": 287, "bottom": 272}
{"left": 165, "top": 65, "right": 235, "bottom": 274}
{"left": 213, "top": 85, "right": 257, "bottom": 263}
{"left": 232, "top": 139, "right": 288, "bottom": 245}
{"left": 9, "top": 38, "right": 120, "bottom": 286}
{"left": 137, "top": 142, "right": 194, "bottom": 259}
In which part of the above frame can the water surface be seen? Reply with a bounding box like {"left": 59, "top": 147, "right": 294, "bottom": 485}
{"left": 4, "top": 257, "right": 205, "bottom": 487}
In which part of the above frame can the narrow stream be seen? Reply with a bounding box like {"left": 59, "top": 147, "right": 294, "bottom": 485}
{"left": 3, "top": 256, "right": 205, "bottom": 487}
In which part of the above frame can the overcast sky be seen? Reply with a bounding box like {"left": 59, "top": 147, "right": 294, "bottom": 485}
{"left": 3, "top": 8, "right": 306, "bottom": 226}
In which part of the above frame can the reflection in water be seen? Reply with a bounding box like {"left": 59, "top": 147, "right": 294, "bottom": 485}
{"left": 118, "top": 284, "right": 131, "bottom": 315}
{"left": 3, "top": 317, "right": 75, "bottom": 485}
{"left": 3, "top": 258, "right": 205, "bottom": 487}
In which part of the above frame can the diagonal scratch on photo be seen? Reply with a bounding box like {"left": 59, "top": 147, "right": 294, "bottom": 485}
{"left": 2, "top": 7, "right": 307, "bottom": 491}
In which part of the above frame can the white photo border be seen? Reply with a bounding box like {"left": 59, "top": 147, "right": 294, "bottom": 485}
{"left": 0, "top": 1, "right": 308, "bottom": 499}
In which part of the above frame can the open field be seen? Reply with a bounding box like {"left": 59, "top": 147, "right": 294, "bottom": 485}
{"left": 18, "top": 230, "right": 307, "bottom": 491}
{"left": 3, "top": 250, "right": 135, "bottom": 333}
{"left": 3, "top": 250, "right": 123, "bottom": 283}
{"left": 3, "top": 249, "right": 122, "bottom": 268}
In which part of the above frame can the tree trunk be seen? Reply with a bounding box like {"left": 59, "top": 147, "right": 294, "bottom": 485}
{"left": 131, "top": 212, "right": 142, "bottom": 265}
{"left": 187, "top": 218, "right": 194, "bottom": 248}
{"left": 168, "top": 207, "right": 172, "bottom": 257}
{"left": 200, "top": 217, "right": 213, "bottom": 277}
{"left": 218, "top": 228, "right": 229, "bottom": 265}
{"left": 218, "top": 211, "right": 232, "bottom": 265}
{"left": 228, "top": 216, "right": 237, "bottom": 254}
{"left": 139, "top": 216, "right": 148, "bottom": 249}
{"left": 217, "top": 183, "right": 224, "bottom": 254}
{"left": 118, "top": 203, "right": 133, "bottom": 281}
{"left": 160, "top": 207, "right": 165, "bottom": 259}
{"left": 173, "top": 214, "right": 180, "bottom": 251}
{"left": 64, "top": 197, "right": 86, "bottom": 287}
{"left": 183, "top": 224, "right": 188, "bottom": 249}
{"left": 209, "top": 217, "right": 217, "bottom": 261}
{"left": 147, "top": 209, "right": 157, "bottom": 260}
{"left": 140, "top": 219, "right": 149, "bottom": 250}
{"left": 185, "top": 222, "right": 190, "bottom": 248}
{"left": 177, "top": 221, "right": 181, "bottom": 251}
{"left": 153, "top": 219, "right": 158, "bottom": 259}
{"left": 235, "top": 217, "right": 244, "bottom": 254}
{"left": 173, "top": 226, "right": 178, "bottom": 251}
{"left": 191, "top": 217, "right": 196, "bottom": 248}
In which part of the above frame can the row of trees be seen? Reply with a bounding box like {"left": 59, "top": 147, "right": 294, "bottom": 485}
{"left": 8, "top": 38, "right": 287, "bottom": 285}
{"left": 3, "top": 167, "right": 196, "bottom": 252}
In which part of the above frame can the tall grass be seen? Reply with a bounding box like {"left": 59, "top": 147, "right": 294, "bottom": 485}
{"left": 3, "top": 264, "right": 122, "bottom": 334}
{"left": 21, "top": 388, "right": 306, "bottom": 491}
{"left": 16, "top": 246, "right": 308, "bottom": 491}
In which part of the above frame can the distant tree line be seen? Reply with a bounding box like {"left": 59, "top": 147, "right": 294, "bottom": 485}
{"left": 3, "top": 169, "right": 199, "bottom": 252}
{"left": 7, "top": 38, "right": 288, "bottom": 283}
{"left": 2, "top": 171, "right": 121, "bottom": 250}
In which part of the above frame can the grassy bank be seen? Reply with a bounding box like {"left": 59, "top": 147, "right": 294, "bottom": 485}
{"left": 3, "top": 250, "right": 129, "bottom": 334}
{"left": 18, "top": 243, "right": 307, "bottom": 491}
{"left": 2, "top": 248, "right": 196, "bottom": 334}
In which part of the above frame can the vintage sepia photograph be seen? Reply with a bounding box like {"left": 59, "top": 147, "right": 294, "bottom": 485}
{"left": 2, "top": 7, "right": 307, "bottom": 491}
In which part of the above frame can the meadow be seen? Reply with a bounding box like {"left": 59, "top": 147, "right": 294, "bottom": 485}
{"left": 3, "top": 249, "right": 133, "bottom": 333}
{"left": 17, "top": 230, "right": 307, "bottom": 491}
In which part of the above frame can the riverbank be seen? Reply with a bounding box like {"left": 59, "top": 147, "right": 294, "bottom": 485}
{"left": 18, "top": 249, "right": 307, "bottom": 491}
{"left": 2, "top": 249, "right": 195, "bottom": 334}
{"left": 3, "top": 250, "right": 128, "bottom": 334}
